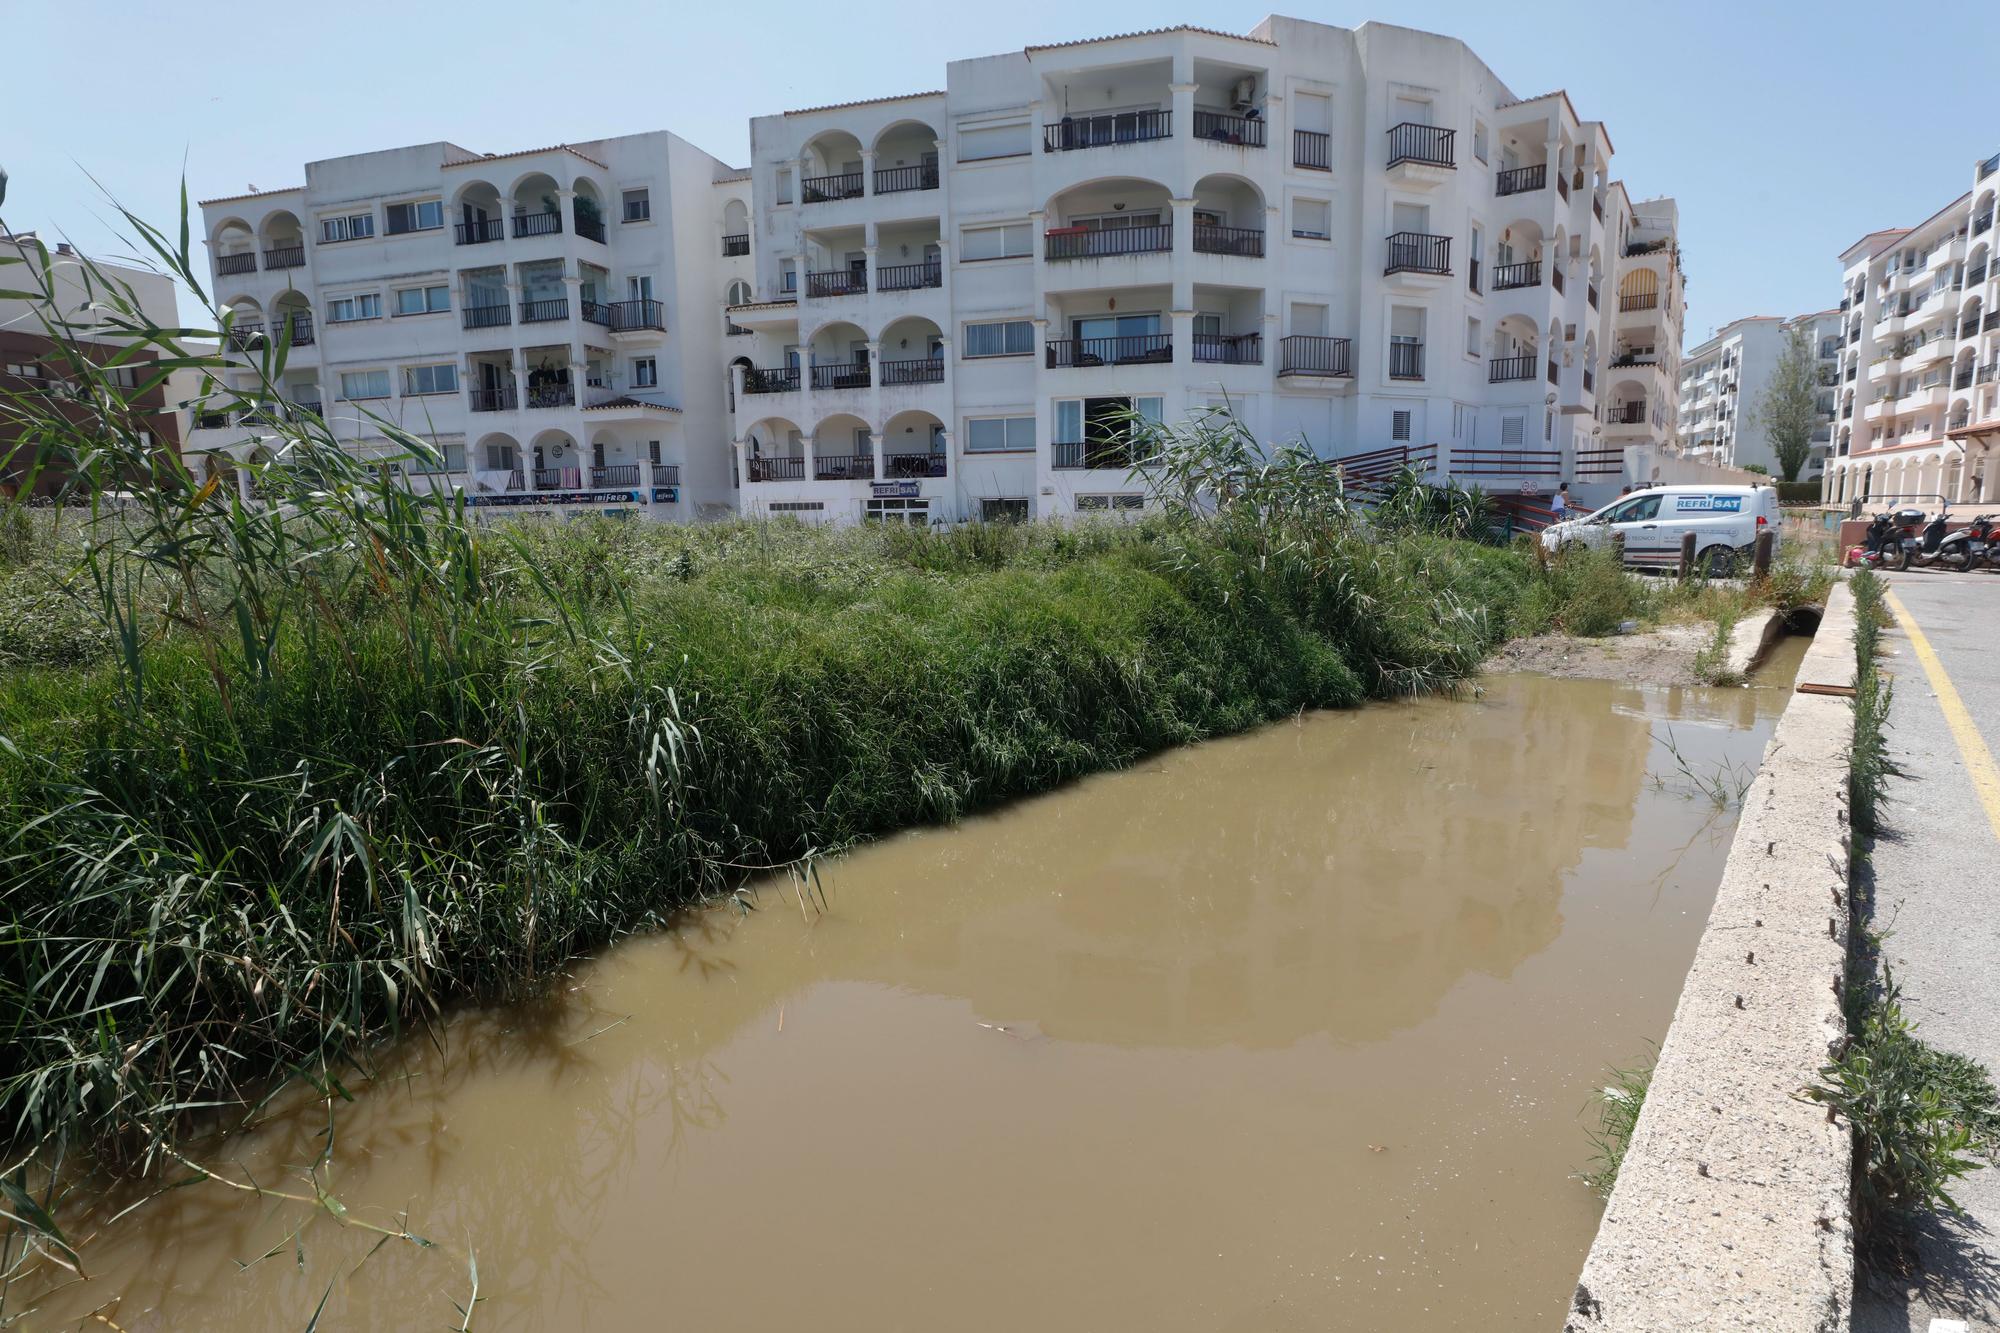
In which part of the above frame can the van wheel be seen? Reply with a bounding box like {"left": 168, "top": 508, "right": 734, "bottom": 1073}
{"left": 1701, "top": 545, "right": 1737, "bottom": 578}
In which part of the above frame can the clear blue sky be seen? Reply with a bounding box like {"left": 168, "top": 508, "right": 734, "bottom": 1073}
{"left": 4, "top": 0, "right": 1995, "bottom": 348}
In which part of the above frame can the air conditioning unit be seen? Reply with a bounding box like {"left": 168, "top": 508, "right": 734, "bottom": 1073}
{"left": 1231, "top": 77, "right": 1256, "bottom": 110}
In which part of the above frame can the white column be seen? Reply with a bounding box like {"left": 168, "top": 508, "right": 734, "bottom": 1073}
{"left": 866, "top": 339, "right": 883, "bottom": 481}
{"left": 859, "top": 149, "right": 875, "bottom": 199}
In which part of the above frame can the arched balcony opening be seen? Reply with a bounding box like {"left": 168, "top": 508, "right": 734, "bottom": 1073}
{"left": 508, "top": 172, "right": 564, "bottom": 239}
{"left": 721, "top": 200, "right": 750, "bottom": 257}
{"left": 1619, "top": 268, "right": 1659, "bottom": 312}
{"left": 872, "top": 121, "right": 940, "bottom": 194}
{"left": 1487, "top": 314, "right": 1540, "bottom": 383}
{"left": 806, "top": 322, "right": 870, "bottom": 391}
{"left": 571, "top": 179, "right": 608, "bottom": 243}
{"left": 878, "top": 317, "right": 944, "bottom": 387}
{"left": 881, "top": 409, "right": 947, "bottom": 478}
{"left": 742, "top": 417, "right": 805, "bottom": 482}
{"left": 528, "top": 427, "right": 581, "bottom": 490}
{"left": 453, "top": 181, "right": 504, "bottom": 246}
{"left": 1190, "top": 173, "right": 1266, "bottom": 256}
{"left": 1044, "top": 178, "right": 1174, "bottom": 261}
{"left": 1492, "top": 219, "right": 1545, "bottom": 290}
{"left": 801, "top": 132, "right": 865, "bottom": 202}
{"left": 259, "top": 211, "right": 305, "bottom": 271}
{"left": 810, "top": 412, "right": 874, "bottom": 481}
{"left": 473, "top": 433, "right": 524, "bottom": 493}
{"left": 212, "top": 219, "right": 257, "bottom": 277}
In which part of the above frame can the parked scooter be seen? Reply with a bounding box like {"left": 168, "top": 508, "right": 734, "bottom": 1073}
{"left": 1937, "top": 513, "right": 1998, "bottom": 572}
{"left": 1852, "top": 508, "right": 1926, "bottom": 570}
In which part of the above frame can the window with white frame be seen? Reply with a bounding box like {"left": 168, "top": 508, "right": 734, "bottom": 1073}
{"left": 965, "top": 415, "right": 1034, "bottom": 453}
{"left": 775, "top": 168, "right": 793, "bottom": 205}
{"left": 1291, "top": 197, "right": 1330, "bottom": 240}
{"left": 961, "top": 223, "right": 1032, "bottom": 261}
{"left": 327, "top": 293, "right": 382, "bottom": 323}
{"left": 864, "top": 497, "right": 931, "bottom": 525}
{"left": 4, "top": 361, "right": 42, "bottom": 378}
{"left": 633, "top": 357, "right": 658, "bottom": 388}
{"left": 384, "top": 200, "right": 443, "bottom": 235}
{"left": 1501, "top": 413, "right": 1525, "bottom": 446}
{"left": 957, "top": 120, "right": 1031, "bottom": 162}
{"left": 963, "top": 320, "right": 1034, "bottom": 357}
{"left": 339, "top": 369, "right": 391, "bottom": 400}
{"left": 318, "top": 212, "right": 375, "bottom": 243}
{"left": 779, "top": 259, "right": 796, "bottom": 292}
{"left": 394, "top": 285, "right": 450, "bottom": 316}
{"left": 1075, "top": 493, "right": 1144, "bottom": 512}
{"left": 403, "top": 364, "right": 458, "bottom": 396}
{"left": 1466, "top": 316, "right": 1481, "bottom": 357}
{"left": 622, "top": 188, "right": 651, "bottom": 223}
{"left": 1391, "top": 409, "right": 1412, "bottom": 442}
{"left": 1473, "top": 120, "right": 1489, "bottom": 163}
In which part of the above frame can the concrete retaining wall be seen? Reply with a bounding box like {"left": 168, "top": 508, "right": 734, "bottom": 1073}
{"left": 1565, "top": 586, "right": 1859, "bottom": 1332}
{"left": 1723, "top": 608, "right": 1788, "bottom": 680}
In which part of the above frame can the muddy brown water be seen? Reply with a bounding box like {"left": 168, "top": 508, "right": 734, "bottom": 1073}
{"left": 28, "top": 646, "right": 1807, "bottom": 1332}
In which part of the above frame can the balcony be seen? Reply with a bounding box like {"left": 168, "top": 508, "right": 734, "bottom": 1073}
{"left": 1043, "top": 111, "right": 1171, "bottom": 152}
{"left": 285, "top": 312, "right": 314, "bottom": 346}
{"left": 610, "top": 299, "right": 665, "bottom": 333}
{"left": 1619, "top": 292, "right": 1658, "bottom": 312}
{"left": 470, "top": 387, "right": 518, "bottom": 412}
{"left": 1495, "top": 164, "right": 1546, "bottom": 196}
{"left": 1386, "top": 123, "right": 1455, "bottom": 169}
{"left": 573, "top": 214, "right": 606, "bottom": 244}
{"left": 1051, "top": 439, "right": 1153, "bottom": 470}
{"left": 1488, "top": 355, "right": 1535, "bottom": 382}
{"left": 512, "top": 211, "right": 562, "bottom": 239}
{"left": 463, "top": 304, "right": 511, "bottom": 330}
{"left": 588, "top": 464, "right": 641, "bottom": 489}
{"left": 877, "top": 261, "right": 942, "bottom": 292}
{"left": 1550, "top": 360, "right": 1563, "bottom": 386}
{"left": 224, "top": 322, "right": 264, "bottom": 352}
{"left": 1389, "top": 341, "right": 1425, "bottom": 380}
{"left": 806, "top": 269, "right": 867, "bottom": 298}
{"left": 1587, "top": 283, "right": 1599, "bottom": 310}
{"left": 814, "top": 452, "right": 872, "bottom": 481}
{"left": 1046, "top": 334, "right": 1171, "bottom": 368}
{"left": 456, "top": 219, "right": 504, "bottom": 246}
{"left": 883, "top": 452, "right": 947, "bottom": 479}
{"left": 1975, "top": 211, "right": 1994, "bottom": 237}
{"left": 1491, "top": 260, "right": 1541, "bottom": 291}
{"left": 1293, "top": 129, "right": 1330, "bottom": 171}
{"left": 1192, "top": 110, "right": 1265, "bottom": 147}
{"left": 802, "top": 172, "right": 863, "bottom": 203}
{"left": 1192, "top": 224, "right": 1264, "bottom": 257}
{"left": 263, "top": 245, "right": 305, "bottom": 270}
{"left": 1192, "top": 332, "right": 1262, "bottom": 365}
{"left": 525, "top": 385, "right": 575, "bottom": 410}
{"left": 1045, "top": 224, "right": 1171, "bottom": 261}
{"left": 520, "top": 298, "right": 569, "bottom": 324}
{"left": 1969, "top": 263, "right": 1988, "bottom": 287}
{"left": 746, "top": 456, "right": 805, "bottom": 482}
{"left": 874, "top": 164, "right": 939, "bottom": 194}
{"left": 742, "top": 366, "right": 799, "bottom": 395}
{"left": 580, "top": 301, "right": 611, "bottom": 328}
{"left": 650, "top": 463, "right": 681, "bottom": 487}
{"left": 1277, "top": 334, "right": 1351, "bottom": 378}
{"left": 879, "top": 357, "right": 944, "bottom": 386}
{"left": 722, "top": 233, "right": 750, "bottom": 257}
{"left": 216, "top": 253, "right": 256, "bottom": 276}
{"left": 809, "top": 362, "right": 871, "bottom": 391}
{"left": 1384, "top": 231, "right": 1451, "bottom": 276}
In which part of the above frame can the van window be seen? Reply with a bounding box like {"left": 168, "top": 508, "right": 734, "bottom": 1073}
{"left": 1604, "top": 494, "right": 1660, "bottom": 523}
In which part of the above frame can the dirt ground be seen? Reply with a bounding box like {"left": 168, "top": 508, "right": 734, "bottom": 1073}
{"left": 1483, "top": 622, "right": 1719, "bottom": 685}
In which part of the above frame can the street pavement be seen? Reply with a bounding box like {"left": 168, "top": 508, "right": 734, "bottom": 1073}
{"left": 1853, "top": 570, "right": 2000, "bottom": 1333}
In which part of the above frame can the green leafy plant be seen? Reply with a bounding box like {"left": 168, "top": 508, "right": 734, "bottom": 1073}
{"left": 1582, "top": 1055, "right": 1654, "bottom": 1197}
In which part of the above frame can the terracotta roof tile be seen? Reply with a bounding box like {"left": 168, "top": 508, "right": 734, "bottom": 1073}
{"left": 198, "top": 186, "right": 302, "bottom": 207}
{"left": 442, "top": 144, "right": 609, "bottom": 171}
{"left": 783, "top": 90, "right": 944, "bottom": 117}
{"left": 1024, "top": 24, "right": 1271, "bottom": 53}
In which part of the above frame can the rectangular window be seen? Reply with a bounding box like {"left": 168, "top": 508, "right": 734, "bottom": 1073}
{"left": 780, "top": 259, "right": 797, "bottom": 293}
{"left": 963, "top": 320, "right": 1034, "bottom": 357}
{"left": 1466, "top": 317, "right": 1481, "bottom": 357}
{"left": 775, "top": 168, "right": 793, "bottom": 205}
{"left": 327, "top": 293, "right": 382, "bottom": 323}
{"left": 395, "top": 285, "right": 450, "bottom": 316}
{"left": 1473, "top": 120, "right": 1489, "bottom": 163}
{"left": 981, "top": 498, "right": 1030, "bottom": 522}
{"left": 340, "top": 369, "right": 391, "bottom": 400}
{"left": 1391, "top": 410, "right": 1412, "bottom": 442}
{"left": 1291, "top": 197, "right": 1330, "bottom": 240}
{"left": 961, "top": 223, "right": 1032, "bottom": 260}
{"left": 403, "top": 364, "right": 458, "bottom": 396}
{"left": 966, "top": 415, "right": 1035, "bottom": 453}
{"left": 384, "top": 200, "right": 443, "bottom": 234}
{"left": 1501, "top": 414, "right": 1525, "bottom": 446}
{"left": 634, "top": 357, "right": 658, "bottom": 388}
{"left": 622, "top": 189, "right": 651, "bottom": 222}
{"left": 864, "top": 497, "right": 932, "bottom": 525}
{"left": 4, "top": 361, "right": 43, "bottom": 378}
{"left": 1076, "top": 493, "right": 1144, "bottom": 513}
{"left": 957, "top": 120, "right": 1031, "bottom": 162}
{"left": 319, "top": 212, "right": 374, "bottom": 243}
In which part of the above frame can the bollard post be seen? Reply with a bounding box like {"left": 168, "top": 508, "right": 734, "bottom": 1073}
{"left": 1610, "top": 530, "right": 1626, "bottom": 568}
{"left": 1678, "top": 531, "right": 1697, "bottom": 581}
{"left": 1752, "top": 528, "right": 1775, "bottom": 582}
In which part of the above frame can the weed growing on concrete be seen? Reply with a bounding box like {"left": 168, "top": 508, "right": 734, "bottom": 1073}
{"left": 1689, "top": 609, "right": 1742, "bottom": 687}
{"left": 1582, "top": 1055, "right": 1655, "bottom": 1198}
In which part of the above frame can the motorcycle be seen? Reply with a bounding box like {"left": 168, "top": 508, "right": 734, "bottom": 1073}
{"left": 1937, "top": 513, "right": 1998, "bottom": 572}
{"left": 1851, "top": 508, "right": 1925, "bottom": 570}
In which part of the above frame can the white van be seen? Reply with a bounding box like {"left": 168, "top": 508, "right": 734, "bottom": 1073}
{"left": 1540, "top": 485, "right": 1780, "bottom": 574}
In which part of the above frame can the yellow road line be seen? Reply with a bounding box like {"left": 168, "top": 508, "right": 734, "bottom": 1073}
{"left": 1884, "top": 587, "right": 2000, "bottom": 846}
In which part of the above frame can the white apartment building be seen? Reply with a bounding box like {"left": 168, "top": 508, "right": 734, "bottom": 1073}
{"left": 1675, "top": 309, "right": 1837, "bottom": 477}
{"left": 194, "top": 133, "right": 750, "bottom": 519}
{"left": 1824, "top": 149, "right": 2000, "bottom": 509}
{"left": 189, "top": 16, "right": 1686, "bottom": 525}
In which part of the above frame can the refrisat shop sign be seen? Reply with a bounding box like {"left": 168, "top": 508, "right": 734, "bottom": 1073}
{"left": 871, "top": 480, "right": 921, "bottom": 498}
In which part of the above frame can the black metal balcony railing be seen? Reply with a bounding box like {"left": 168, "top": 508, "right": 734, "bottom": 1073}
{"left": 512, "top": 211, "right": 562, "bottom": 239}
{"left": 874, "top": 163, "right": 939, "bottom": 194}
{"left": 1384, "top": 231, "right": 1451, "bottom": 275}
{"left": 1192, "top": 224, "right": 1265, "bottom": 257}
{"left": 1045, "top": 334, "right": 1171, "bottom": 368}
{"left": 574, "top": 214, "right": 606, "bottom": 244}
{"left": 742, "top": 366, "right": 799, "bottom": 394}
{"left": 1988, "top": 311, "right": 2000, "bottom": 332}
{"left": 1613, "top": 403, "right": 1645, "bottom": 425}
{"left": 1045, "top": 224, "right": 1172, "bottom": 261}
{"left": 216, "top": 253, "right": 256, "bottom": 275}
{"left": 814, "top": 453, "right": 872, "bottom": 481}
{"left": 521, "top": 298, "right": 569, "bottom": 323}
{"left": 1043, "top": 110, "right": 1171, "bottom": 152}
{"left": 1954, "top": 368, "right": 1974, "bottom": 390}
{"left": 532, "top": 468, "right": 567, "bottom": 489}
{"left": 807, "top": 269, "right": 867, "bottom": 298}
{"left": 809, "top": 362, "right": 871, "bottom": 391}
{"left": 1491, "top": 260, "right": 1540, "bottom": 290}
{"left": 1620, "top": 292, "right": 1658, "bottom": 312}
{"left": 1592, "top": 195, "right": 1604, "bottom": 221}
{"left": 610, "top": 299, "right": 665, "bottom": 332}
{"left": 746, "top": 456, "right": 805, "bottom": 482}
{"left": 877, "top": 261, "right": 942, "bottom": 291}
{"left": 722, "top": 233, "right": 750, "bottom": 257}
{"left": 456, "top": 219, "right": 504, "bottom": 245}
{"left": 1388, "top": 341, "right": 1425, "bottom": 380}
{"left": 1293, "top": 129, "right": 1331, "bottom": 170}
{"left": 1277, "top": 334, "right": 1351, "bottom": 377}
{"left": 591, "top": 465, "right": 641, "bottom": 488}
{"left": 1557, "top": 174, "right": 1570, "bottom": 201}
{"left": 1587, "top": 283, "right": 1599, "bottom": 310}
{"left": 1961, "top": 321, "right": 1980, "bottom": 341}
{"left": 573, "top": 301, "right": 606, "bottom": 327}
{"left": 1192, "top": 110, "right": 1266, "bottom": 147}
{"left": 469, "top": 386, "right": 517, "bottom": 412}
{"left": 1969, "top": 263, "right": 1988, "bottom": 286}
{"left": 880, "top": 453, "right": 945, "bottom": 480}
{"left": 1495, "top": 163, "right": 1546, "bottom": 196}
{"left": 1468, "top": 258, "right": 1480, "bottom": 293}
{"left": 650, "top": 464, "right": 681, "bottom": 487}
{"left": 1192, "top": 333, "right": 1261, "bottom": 365}
{"left": 525, "top": 385, "right": 575, "bottom": 409}
{"left": 1974, "top": 212, "right": 1994, "bottom": 236}
{"left": 1488, "top": 355, "right": 1535, "bottom": 382}
{"left": 195, "top": 411, "right": 231, "bottom": 430}
{"left": 225, "top": 322, "right": 265, "bottom": 351}
{"left": 286, "top": 313, "right": 314, "bottom": 346}
{"left": 801, "top": 172, "right": 863, "bottom": 203}
{"left": 1580, "top": 367, "right": 1594, "bottom": 393}
{"left": 463, "top": 304, "right": 511, "bottom": 330}
{"left": 1051, "top": 439, "right": 1154, "bottom": 471}
{"left": 291, "top": 400, "right": 322, "bottom": 418}
{"left": 1552, "top": 267, "right": 1566, "bottom": 294}
{"left": 1386, "top": 123, "right": 1455, "bottom": 169}
{"left": 263, "top": 245, "right": 305, "bottom": 270}
{"left": 1982, "top": 152, "right": 2000, "bottom": 181}
{"left": 879, "top": 357, "right": 945, "bottom": 386}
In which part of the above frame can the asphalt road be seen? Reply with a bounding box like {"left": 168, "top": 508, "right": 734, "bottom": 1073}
{"left": 1854, "top": 570, "right": 2000, "bottom": 1333}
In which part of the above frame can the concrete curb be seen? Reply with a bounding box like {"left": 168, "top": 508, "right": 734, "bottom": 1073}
{"left": 1565, "top": 585, "right": 1858, "bottom": 1332}
{"left": 1724, "top": 607, "right": 1789, "bottom": 680}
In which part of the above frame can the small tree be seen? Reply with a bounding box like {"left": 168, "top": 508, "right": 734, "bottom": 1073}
{"left": 1756, "top": 324, "right": 1821, "bottom": 483}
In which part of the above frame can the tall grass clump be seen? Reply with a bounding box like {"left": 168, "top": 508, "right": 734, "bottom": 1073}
{"left": 1581, "top": 1055, "right": 1654, "bottom": 1198}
